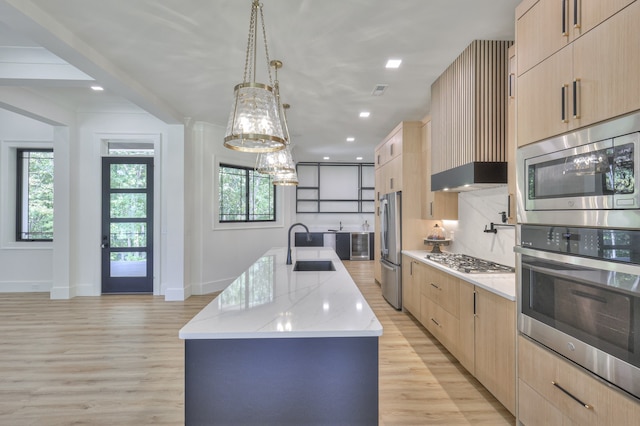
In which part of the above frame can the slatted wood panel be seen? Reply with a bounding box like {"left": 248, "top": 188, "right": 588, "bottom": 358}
{"left": 431, "top": 40, "right": 512, "bottom": 174}
{"left": 0, "top": 263, "right": 514, "bottom": 425}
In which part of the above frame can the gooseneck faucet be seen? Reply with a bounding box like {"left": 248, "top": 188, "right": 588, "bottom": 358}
{"left": 286, "top": 223, "right": 311, "bottom": 265}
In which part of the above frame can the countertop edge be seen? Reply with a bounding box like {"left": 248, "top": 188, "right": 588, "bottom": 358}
{"left": 402, "top": 250, "right": 516, "bottom": 301}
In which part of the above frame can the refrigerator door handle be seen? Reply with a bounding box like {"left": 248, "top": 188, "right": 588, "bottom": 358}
{"left": 381, "top": 261, "right": 395, "bottom": 271}
{"left": 380, "top": 198, "right": 389, "bottom": 256}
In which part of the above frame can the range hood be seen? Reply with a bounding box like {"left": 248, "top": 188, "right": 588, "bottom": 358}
{"left": 431, "top": 162, "right": 507, "bottom": 192}
{"left": 430, "top": 40, "right": 512, "bottom": 192}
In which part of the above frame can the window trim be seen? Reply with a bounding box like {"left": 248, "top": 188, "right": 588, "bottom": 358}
{"left": 16, "top": 148, "right": 54, "bottom": 242}
{"left": 218, "top": 163, "right": 277, "bottom": 223}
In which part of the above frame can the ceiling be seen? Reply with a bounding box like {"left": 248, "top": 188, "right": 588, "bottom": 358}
{"left": 0, "top": 0, "right": 519, "bottom": 162}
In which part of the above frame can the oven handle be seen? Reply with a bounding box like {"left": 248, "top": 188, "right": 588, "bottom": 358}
{"left": 516, "top": 246, "right": 640, "bottom": 275}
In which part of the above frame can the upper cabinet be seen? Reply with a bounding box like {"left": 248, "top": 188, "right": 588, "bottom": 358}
{"left": 421, "top": 118, "right": 458, "bottom": 220}
{"left": 430, "top": 40, "right": 512, "bottom": 191}
{"left": 516, "top": 0, "right": 640, "bottom": 146}
{"left": 506, "top": 45, "right": 517, "bottom": 224}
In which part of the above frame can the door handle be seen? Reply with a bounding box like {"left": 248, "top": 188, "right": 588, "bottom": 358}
{"left": 101, "top": 236, "right": 109, "bottom": 249}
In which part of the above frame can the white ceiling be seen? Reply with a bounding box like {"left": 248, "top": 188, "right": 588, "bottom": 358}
{"left": 0, "top": 0, "right": 519, "bottom": 162}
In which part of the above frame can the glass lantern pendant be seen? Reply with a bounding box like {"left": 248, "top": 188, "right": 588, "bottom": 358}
{"left": 223, "top": 0, "right": 285, "bottom": 153}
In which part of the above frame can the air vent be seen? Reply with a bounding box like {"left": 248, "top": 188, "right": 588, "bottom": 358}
{"left": 371, "top": 84, "right": 388, "bottom": 96}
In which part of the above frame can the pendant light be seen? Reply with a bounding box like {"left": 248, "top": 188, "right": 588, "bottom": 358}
{"left": 224, "top": 0, "right": 285, "bottom": 153}
{"left": 256, "top": 60, "right": 296, "bottom": 175}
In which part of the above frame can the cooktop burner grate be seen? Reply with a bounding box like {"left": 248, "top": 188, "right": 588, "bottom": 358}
{"left": 425, "top": 253, "right": 514, "bottom": 274}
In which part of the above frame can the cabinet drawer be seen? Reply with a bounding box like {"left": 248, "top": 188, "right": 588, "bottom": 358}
{"left": 518, "top": 379, "right": 567, "bottom": 426}
{"left": 517, "top": 336, "right": 640, "bottom": 426}
{"left": 421, "top": 295, "right": 459, "bottom": 357}
{"left": 422, "top": 266, "right": 459, "bottom": 317}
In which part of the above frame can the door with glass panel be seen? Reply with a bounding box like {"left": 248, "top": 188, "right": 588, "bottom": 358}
{"left": 101, "top": 157, "right": 153, "bottom": 293}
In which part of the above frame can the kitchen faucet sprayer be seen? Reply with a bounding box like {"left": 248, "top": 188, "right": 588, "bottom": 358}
{"left": 286, "top": 223, "right": 311, "bottom": 265}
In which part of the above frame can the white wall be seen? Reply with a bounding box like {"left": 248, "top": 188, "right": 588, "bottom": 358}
{"left": 443, "top": 186, "right": 516, "bottom": 267}
{"left": 188, "top": 122, "right": 295, "bottom": 295}
{"left": 0, "top": 109, "right": 55, "bottom": 292}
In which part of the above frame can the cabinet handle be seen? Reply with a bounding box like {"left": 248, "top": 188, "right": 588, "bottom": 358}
{"left": 390, "top": 143, "right": 394, "bottom": 156}
{"left": 561, "top": 84, "right": 569, "bottom": 123}
{"left": 431, "top": 318, "right": 441, "bottom": 327}
{"left": 552, "top": 381, "right": 592, "bottom": 409}
{"left": 377, "top": 154, "right": 380, "bottom": 165}
{"left": 390, "top": 177, "right": 394, "bottom": 189}
{"left": 430, "top": 201, "right": 433, "bottom": 217}
{"left": 410, "top": 261, "right": 413, "bottom": 275}
{"left": 573, "top": 79, "right": 580, "bottom": 119}
{"left": 508, "top": 73, "right": 515, "bottom": 98}
{"left": 473, "top": 290, "right": 477, "bottom": 316}
{"left": 430, "top": 283, "right": 440, "bottom": 290}
{"left": 561, "top": 0, "right": 568, "bottom": 36}
{"left": 574, "top": 0, "right": 581, "bottom": 28}
{"left": 507, "top": 194, "right": 512, "bottom": 219}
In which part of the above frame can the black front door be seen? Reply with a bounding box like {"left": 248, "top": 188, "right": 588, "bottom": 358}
{"left": 101, "top": 157, "right": 154, "bottom": 293}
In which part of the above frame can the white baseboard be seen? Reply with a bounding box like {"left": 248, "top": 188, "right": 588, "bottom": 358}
{"left": 0, "top": 280, "right": 51, "bottom": 293}
{"left": 191, "top": 278, "right": 232, "bottom": 295}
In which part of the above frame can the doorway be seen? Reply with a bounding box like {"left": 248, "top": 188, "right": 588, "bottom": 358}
{"left": 101, "top": 157, "right": 154, "bottom": 293}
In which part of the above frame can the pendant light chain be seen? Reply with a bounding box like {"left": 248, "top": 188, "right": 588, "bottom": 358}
{"left": 259, "top": 3, "right": 274, "bottom": 87}
{"left": 242, "top": 1, "right": 257, "bottom": 83}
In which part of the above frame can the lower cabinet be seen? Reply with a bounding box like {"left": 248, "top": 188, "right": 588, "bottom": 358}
{"left": 518, "top": 335, "right": 640, "bottom": 426}
{"left": 403, "top": 259, "right": 516, "bottom": 415}
{"left": 335, "top": 233, "right": 350, "bottom": 260}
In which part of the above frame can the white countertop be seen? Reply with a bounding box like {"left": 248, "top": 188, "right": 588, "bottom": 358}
{"left": 402, "top": 250, "right": 516, "bottom": 301}
{"left": 179, "top": 247, "right": 383, "bottom": 339}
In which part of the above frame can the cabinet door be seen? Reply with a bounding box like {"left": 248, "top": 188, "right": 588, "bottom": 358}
{"left": 386, "top": 155, "right": 403, "bottom": 192}
{"left": 517, "top": 44, "right": 573, "bottom": 146}
{"left": 421, "top": 120, "right": 458, "bottom": 220}
{"left": 458, "top": 281, "right": 475, "bottom": 375}
{"left": 424, "top": 266, "right": 459, "bottom": 317}
{"left": 517, "top": 0, "right": 570, "bottom": 75}
{"left": 573, "top": 0, "right": 640, "bottom": 129}
{"left": 475, "top": 288, "right": 516, "bottom": 415}
{"left": 572, "top": 0, "right": 635, "bottom": 39}
{"left": 507, "top": 45, "right": 517, "bottom": 223}
{"left": 402, "top": 257, "right": 416, "bottom": 315}
{"left": 335, "top": 233, "right": 351, "bottom": 260}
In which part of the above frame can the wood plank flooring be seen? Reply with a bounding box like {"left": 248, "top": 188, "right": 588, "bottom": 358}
{"left": 0, "top": 261, "right": 514, "bottom": 425}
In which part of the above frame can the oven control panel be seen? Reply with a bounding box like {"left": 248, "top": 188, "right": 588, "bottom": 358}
{"left": 520, "top": 225, "right": 640, "bottom": 264}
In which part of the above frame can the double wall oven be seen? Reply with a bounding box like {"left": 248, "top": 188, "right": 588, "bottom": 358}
{"left": 516, "top": 111, "right": 640, "bottom": 400}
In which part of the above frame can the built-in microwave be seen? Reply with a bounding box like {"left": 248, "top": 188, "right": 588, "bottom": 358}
{"left": 517, "top": 112, "right": 640, "bottom": 227}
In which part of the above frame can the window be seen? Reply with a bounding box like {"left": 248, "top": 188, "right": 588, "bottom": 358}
{"left": 16, "top": 149, "right": 54, "bottom": 241}
{"left": 219, "top": 164, "right": 276, "bottom": 222}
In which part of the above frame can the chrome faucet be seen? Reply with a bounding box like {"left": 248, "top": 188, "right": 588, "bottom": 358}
{"left": 286, "top": 223, "right": 311, "bottom": 265}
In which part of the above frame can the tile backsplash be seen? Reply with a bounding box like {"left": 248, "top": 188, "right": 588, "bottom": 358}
{"left": 442, "top": 186, "right": 515, "bottom": 267}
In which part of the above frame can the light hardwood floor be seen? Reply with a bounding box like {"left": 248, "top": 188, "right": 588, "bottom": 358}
{"left": 0, "top": 261, "right": 514, "bottom": 425}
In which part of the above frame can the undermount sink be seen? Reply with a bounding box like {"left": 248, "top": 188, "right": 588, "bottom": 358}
{"left": 293, "top": 260, "right": 336, "bottom": 272}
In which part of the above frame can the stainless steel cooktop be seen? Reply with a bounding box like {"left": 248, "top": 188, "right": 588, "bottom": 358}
{"left": 425, "top": 253, "right": 515, "bottom": 274}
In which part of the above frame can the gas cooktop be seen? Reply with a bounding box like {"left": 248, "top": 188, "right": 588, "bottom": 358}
{"left": 425, "top": 253, "right": 515, "bottom": 274}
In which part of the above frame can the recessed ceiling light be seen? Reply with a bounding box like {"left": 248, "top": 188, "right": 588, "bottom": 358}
{"left": 91, "top": 86, "right": 104, "bottom": 91}
{"left": 359, "top": 112, "right": 370, "bottom": 118}
{"left": 323, "top": 156, "right": 330, "bottom": 160}
{"left": 356, "top": 156, "right": 363, "bottom": 161}
{"left": 346, "top": 137, "right": 355, "bottom": 142}
{"left": 385, "top": 59, "right": 402, "bottom": 69}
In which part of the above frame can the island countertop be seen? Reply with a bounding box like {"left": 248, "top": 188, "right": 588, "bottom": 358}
{"left": 403, "top": 250, "right": 516, "bottom": 301}
{"left": 179, "top": 247, "right": 383, "bottom": 340}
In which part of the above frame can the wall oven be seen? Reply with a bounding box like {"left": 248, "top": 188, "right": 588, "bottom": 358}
{"left": 517, "top": 224, "right": 640, "bottom": 399}
{"left": 517, "top": 111, "right": 640, "bottom": 227}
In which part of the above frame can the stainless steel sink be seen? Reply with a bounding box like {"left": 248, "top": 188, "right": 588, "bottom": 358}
{"left": 293, "top": 260, "right": 336, "bottom": 271}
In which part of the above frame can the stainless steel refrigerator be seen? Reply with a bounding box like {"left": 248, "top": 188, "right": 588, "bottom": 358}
{"left": 380, "top": 191, "right": 402, "bottom": 309}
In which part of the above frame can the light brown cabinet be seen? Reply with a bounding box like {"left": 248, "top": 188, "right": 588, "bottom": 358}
{"left": 506, "top": 45, "right": 517, "bottom": 224}
{"left": 407, "top": 259, "right": 516, "bottom": 415}
{"left": 420, "top": 118, "right": 458, "bottom": 220}
{"left": 373, "top": 122, "right": 429, "bottom": 284}
{"left": 516, "top": 0, "right": 635, "bottom": 76}
{"left": 517, "top": 0, "right": 640, "bottom": 146}
{"left": 401, "top": 255, "right": 422, "bottom": 317}
{"left": 459, "top": 281, "right": 516, "bottom": 415}
{"left": 518, "top": 335, "right": 640, "bottom": 426}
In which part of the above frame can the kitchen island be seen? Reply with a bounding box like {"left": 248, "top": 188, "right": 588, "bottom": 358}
{"left": 179, "top": 247, "right": 382, "bottom": 425}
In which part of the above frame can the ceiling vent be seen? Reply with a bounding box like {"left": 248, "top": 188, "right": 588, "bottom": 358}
{"left": 371, "top": 84, "right": 388, "bottom": 96}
